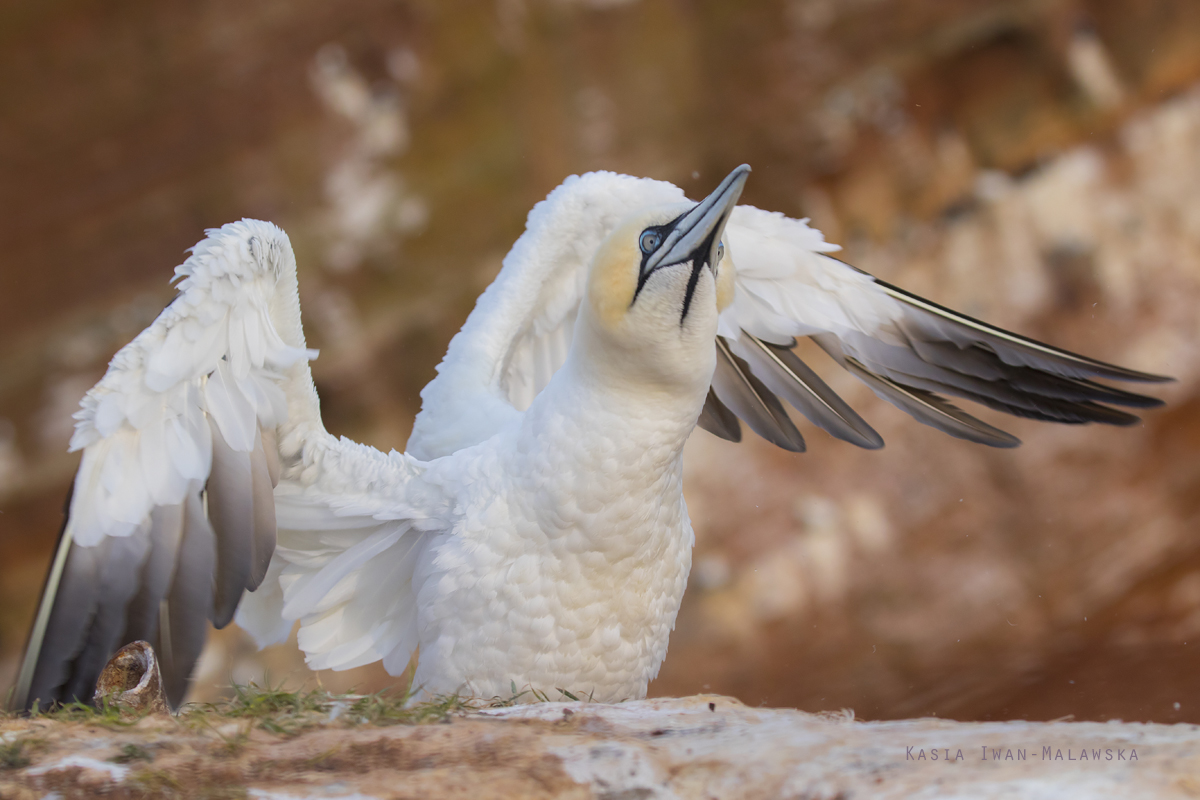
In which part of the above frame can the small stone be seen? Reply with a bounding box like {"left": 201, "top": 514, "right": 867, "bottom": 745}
{"left": 94, "top": 641, "right": 169, "bottom": 715}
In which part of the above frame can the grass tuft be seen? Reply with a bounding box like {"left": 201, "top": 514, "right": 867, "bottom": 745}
{"left": 198, "top": 682, "right": 337, "bottom": 739}
{"left": 174, "top": 680, "right": 566, "bottom": 734}
{"left": 0, "top": 739, "right": 32, "bottom": 770}
{"left": 29, "top": 696, "right": 144, "bottom": 727}
{"left": 222, "top": 682, "right": 334, "bottom": 719}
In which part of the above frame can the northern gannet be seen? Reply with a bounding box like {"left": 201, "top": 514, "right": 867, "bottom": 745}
{"left": 12, "top": 165, "right": 1168, "bottom": 710}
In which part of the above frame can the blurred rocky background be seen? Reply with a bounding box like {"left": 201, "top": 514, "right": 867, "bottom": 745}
{"left": 2, "top": 0, "right": 1199, "bottom": 722}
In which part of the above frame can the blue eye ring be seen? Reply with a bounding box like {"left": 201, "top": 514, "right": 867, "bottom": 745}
{"left": 639, "top": 230, "right": 662, "bottom": 254}
{"left": 716, "top": 242, "right": 725, "bottom": 264}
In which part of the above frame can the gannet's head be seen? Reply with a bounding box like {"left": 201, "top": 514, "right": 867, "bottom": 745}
{"left": 580, "top": 165, "right": 749, "bottom": 391}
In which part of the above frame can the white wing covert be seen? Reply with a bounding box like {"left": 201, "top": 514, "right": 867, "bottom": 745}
{"left": 238, "top": 434, "right": 451, "bottom": 678}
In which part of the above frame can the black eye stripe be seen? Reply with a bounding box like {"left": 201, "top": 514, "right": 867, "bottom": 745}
{"left": 630, "top": 211, "right": 690, "bottom": 307}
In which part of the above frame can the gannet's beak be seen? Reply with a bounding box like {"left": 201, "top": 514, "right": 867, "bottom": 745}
{"left": 636, "top": 164, "right": 750, "bottom": 320}
{"left": 642, "top": 164, "right": 749, "bottom": 277}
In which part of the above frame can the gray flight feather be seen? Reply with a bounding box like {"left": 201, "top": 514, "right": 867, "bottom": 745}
{"left": 897, "top": 333, "right": 1164, "bottom": 408}
{"left": 249, "top": 426, "right": 278, "bottom": 589}
{"left": 261, "top": 426, "right": 282, "bottom": 488}
{"left": 696, "top": 387, "right": 742, "bottom": 442}
{"left": 11, "top": 491, "right": 77, "bottom": 711}
{"left": 838, "top": 331, "right": 1147, "bottom": 426}
{"left": 712, "top": 336, "right": 806, "bottom": 452}
{"left": 157, "top": 485, "right": 217, "bottom": 709}
{"left": 816, "top": 333, "right": 1020, "bottom": 447}
{"left": 59, "top": 532, "right": 152, "bottom": 704}
{"left": 729, "top": 333, "right": 884, "bottom": 449}
{"left": 121, "top": 503, "right": 185, "bottom": 645}
{"left": 16, "top": 520, "right": 97, "bottom": 711}
{"left": 14, "top": 422, "right": 278, "bottom": 711}
{"left": 207, "top": 416, "right": 255, "bottom": 629}
{"left": 16, "top": 514, "right": 154, "bottom": 710}
{"left": 873, "top": 275, "right": 1171, "bottom": 383}
{"left": 785, "top": 259, "right": 1173, "bottom": 444}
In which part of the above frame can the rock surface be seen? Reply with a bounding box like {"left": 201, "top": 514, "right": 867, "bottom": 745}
{"left": 0, "top": 695, "right": 1195, "bottom": 799}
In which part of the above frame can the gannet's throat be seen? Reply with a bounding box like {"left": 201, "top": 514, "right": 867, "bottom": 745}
{"left": 678, "top": 225, "right": 722, "bottom": 324}
{"left": 630, "top": 164, "right": 750, "bottom": 322}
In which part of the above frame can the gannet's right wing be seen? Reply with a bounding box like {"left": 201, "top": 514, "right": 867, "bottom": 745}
{"left": 714, "top": 205, "right": 1170, "bottom": 449}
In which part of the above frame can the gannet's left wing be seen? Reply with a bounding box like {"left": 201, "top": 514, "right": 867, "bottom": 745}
{"left": 408, "top": 172, "right": 685, "bottom": 460}
{"left": 12, "top": 221, "right": 441, "bottom": 711}
{"left": 716, "top": 205, "right": 1170, "bottom": 449}
{"left": 11, "top": 223, "right": 317, "bottom": 712}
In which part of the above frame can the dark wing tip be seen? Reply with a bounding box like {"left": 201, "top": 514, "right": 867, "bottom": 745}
{"left": 10, "top": 490, "right": 77, "bottom": 712}
{"left": 877, "top": 278, "right": 1173, "bottom": 385}
{"left": 712, "top": 338, "right": 807, "bottom": 452}
{"left": 810, "top": 261, "right": 1168, "bottom": 440}
{"left": 14, "top": 474, "right": 225, "bottom": 713}
{"left": 737, "top": 335, "right": 885, "bottom": 450}
{"left": 836, "top": 352, "right": 1023, "bottom": 448}
{"left": 1076, "top": 361, "right": 1174, "bottom": 384}
{"left": 697, "top": 388, "right": 743, "bottom": 442}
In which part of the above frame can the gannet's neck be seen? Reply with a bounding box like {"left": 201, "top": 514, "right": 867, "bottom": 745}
{"left": 548, "top": 315, "right": 713, "bottom": 472}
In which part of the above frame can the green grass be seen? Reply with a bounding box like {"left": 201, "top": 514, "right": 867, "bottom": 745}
{"left": 128, "top": 680, "right": 559, "bottom": 759}
{"left": 190, "top": 681, "right": 531, "bottom": 729}
{"left": 0, "top": 739, "right": 31, "bottom": 770}
{"left": 177, "top": 679, "right": 583, "bottom": 733}
{"left": 26, "top": 696, "right": 142, "bottom": 728}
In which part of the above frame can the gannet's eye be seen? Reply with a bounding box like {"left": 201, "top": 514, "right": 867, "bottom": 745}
{"left": 716, "top": 242, "right": 725, "bottom": 264}
{"left": 639, "top": 229, "right": 662, "bottom": 254}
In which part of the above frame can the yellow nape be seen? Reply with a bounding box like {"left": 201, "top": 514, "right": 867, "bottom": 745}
{"left": 587, "top": 218, "right": 644, "bottom": 329}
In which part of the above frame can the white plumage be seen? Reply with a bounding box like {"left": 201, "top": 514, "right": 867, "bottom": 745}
{"left": 13, "top": 166, "right": 1166, "bottom": 710}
